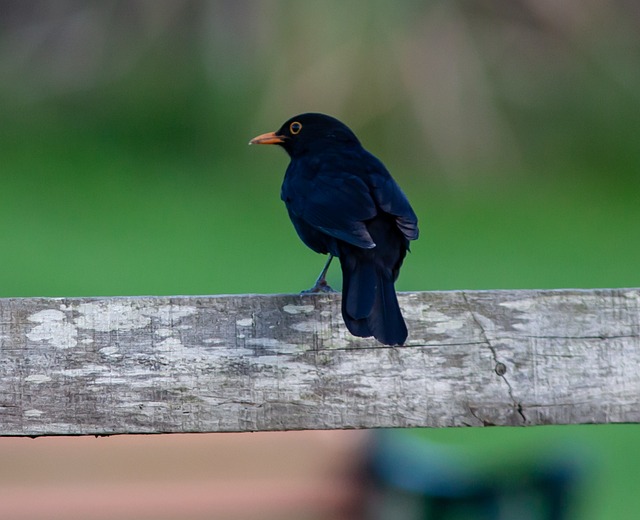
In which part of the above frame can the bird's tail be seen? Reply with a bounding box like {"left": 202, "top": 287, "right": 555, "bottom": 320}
{"left": 339, "top": 251, "right": 407, "bottom": 346}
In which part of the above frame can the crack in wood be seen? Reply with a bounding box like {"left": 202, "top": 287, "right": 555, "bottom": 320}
{"left": 468, "top": 406, "right": 496, "bottom": 427}
{"left": 462, "top": 292, "right": 527, "bottom": 424}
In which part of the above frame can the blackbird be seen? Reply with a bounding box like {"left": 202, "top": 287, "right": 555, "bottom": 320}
{"left": 250, "top": 113, "right": 418, "bottom": 345}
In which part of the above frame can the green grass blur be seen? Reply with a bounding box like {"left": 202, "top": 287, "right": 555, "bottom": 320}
{"left": 1, "top": 2, "right": 639, "bottom": 518}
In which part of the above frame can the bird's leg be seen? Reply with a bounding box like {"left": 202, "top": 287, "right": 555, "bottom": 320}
{"left": 301, "top": 254, "right": 337, "bottom": 293}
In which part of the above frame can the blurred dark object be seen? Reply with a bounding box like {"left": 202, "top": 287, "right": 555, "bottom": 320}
{"left": 366, "top": 431, "right": 584, "bottom": 520}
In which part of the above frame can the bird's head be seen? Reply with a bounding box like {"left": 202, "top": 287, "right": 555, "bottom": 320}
{"left": 249, "top": 113, "right": 360, "bottom": 157}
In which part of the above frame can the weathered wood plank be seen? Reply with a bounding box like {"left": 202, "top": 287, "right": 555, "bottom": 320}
{"left": 0, "top": 289, "right": 638, "bottom": 436}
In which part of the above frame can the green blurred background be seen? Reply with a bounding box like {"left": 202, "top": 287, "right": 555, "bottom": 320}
{"left": 1, "top": 1, "right": 639, "bottom": 518}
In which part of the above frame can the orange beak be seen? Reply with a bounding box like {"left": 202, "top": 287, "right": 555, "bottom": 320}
{"left": 249, "top": 131, "right": 286, "bottom": 145}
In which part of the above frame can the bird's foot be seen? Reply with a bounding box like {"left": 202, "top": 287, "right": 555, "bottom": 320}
{"left": 301, "top": 279, "right": 337, "bottom": 294}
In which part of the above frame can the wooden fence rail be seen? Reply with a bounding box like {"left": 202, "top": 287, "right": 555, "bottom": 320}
{"left": 0, "top": 289, "right": 638, "bottom": 436}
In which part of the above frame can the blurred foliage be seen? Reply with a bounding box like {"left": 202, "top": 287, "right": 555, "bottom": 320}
{"left": 0, "top": 1, "right": 639, "bottom": 519}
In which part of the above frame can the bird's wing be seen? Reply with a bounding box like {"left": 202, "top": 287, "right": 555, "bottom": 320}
{"left": 365, "top": 153, "right": 419, "bottom": 242}
{"left": 283, "top": 165, "right": 378, "bottom": 249}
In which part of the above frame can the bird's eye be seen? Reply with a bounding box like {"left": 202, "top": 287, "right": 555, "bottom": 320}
{"left": 289, "top": 121, "right": 302, "bottom": 135}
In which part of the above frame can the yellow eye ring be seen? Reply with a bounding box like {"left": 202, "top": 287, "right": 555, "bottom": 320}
{"left": 289, "top": 121, "right": 302, "bottom": 134}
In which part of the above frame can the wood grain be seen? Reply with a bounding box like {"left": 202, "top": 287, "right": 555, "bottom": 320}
{"left": 1, "top": 289, "right": 638, "bottom": 436}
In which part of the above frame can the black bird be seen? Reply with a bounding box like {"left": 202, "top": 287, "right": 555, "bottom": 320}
{"left": 250, "top": 113, "right": 419, "bottom": 345}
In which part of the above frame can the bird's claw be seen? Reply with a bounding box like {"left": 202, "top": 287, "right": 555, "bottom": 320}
{"left": 301, "top": 280, "right": 337, "bottom": 294}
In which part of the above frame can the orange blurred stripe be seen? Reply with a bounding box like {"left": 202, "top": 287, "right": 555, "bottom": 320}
{"left": 0, "top": 479, "right": 361, "bottom": 520}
